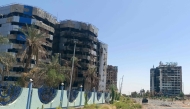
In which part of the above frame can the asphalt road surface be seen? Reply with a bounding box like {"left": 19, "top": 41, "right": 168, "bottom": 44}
{"left": 133, "top": 98, "right": 190, "bottom": 109}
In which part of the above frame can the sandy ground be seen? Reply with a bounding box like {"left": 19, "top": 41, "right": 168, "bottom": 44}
{"left": 134, "top": 98, "right": 190, "bottom": 109}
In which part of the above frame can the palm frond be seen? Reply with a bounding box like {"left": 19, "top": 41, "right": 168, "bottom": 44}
{"left": 0, "top": 52, "right": 16, "bottom": 65}
{"left": 20, "top": 46, "right": 28, "bottom": 62}
{"left": 52, "top": 53, "right": 59, "bottom": 65}
{"left": 0, "top": 35, "right": 9, "bottom": 44}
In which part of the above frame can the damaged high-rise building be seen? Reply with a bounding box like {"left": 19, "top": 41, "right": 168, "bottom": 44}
{"left": 0, "top": 3, "right": 110, "bottom": 91}
{"left": 53, "top": 20, "right": 108, "bottom": 91}
{"left": 0, "top": 4, "right": 56, "bottom": 82}
{"left": 150, "top": 62, "right": 182, "bottom": 96}
{"left": 106, "top": 65, "right": 118, "bottom": 90}
{"left": 97, "top": 41, "right": 108, "bottom": 91}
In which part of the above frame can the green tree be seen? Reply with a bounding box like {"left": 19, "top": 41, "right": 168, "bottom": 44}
{"left": 109, "top": 84, "right": 117, "bottom": 104}
{"left": 37, "top": 53, "right": 69, "bottom": 88}
{"left": 144, "top": 90, "right": 150, "bottom": 97}
{"left": 84, "top": 93, "right": 88, "bottom": 105}
{"left": 131, "top": 91, "right": 138, "bottom": 98}
{"left": 179, "top": 92, "right": 184, "bottom": 98}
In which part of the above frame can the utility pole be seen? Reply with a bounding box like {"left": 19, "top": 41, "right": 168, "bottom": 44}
{"left": 66, "top": 39, "right": 77, "bottom": 109}
{"left": 59, "top": 53, "right": 61, "bottom": 89}
{"left": 182, "top": 82, "right": 184, "bottom": 104}
{"left": 120, "top": 75, "right": 124, "bottom": 95}
{"left": 182, "top": 82, "right": 184, "bottom": 93}
{"left": 118, "top": 78, "right": 121, "bottom": 93}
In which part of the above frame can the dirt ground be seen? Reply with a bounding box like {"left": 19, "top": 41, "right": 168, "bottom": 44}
{"left": 141, "top": 99, "right": 190, "bottom": 109}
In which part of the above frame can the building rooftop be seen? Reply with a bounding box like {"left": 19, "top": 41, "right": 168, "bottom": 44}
{"left": 0, "top": 3, "right": 57, "bottom": 21}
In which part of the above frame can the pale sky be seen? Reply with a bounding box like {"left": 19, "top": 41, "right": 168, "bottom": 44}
{"left": 1, "top": 0, "right": 190, "bottom": 94}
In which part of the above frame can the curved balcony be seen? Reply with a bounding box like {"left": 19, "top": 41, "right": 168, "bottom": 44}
{"left": 62, "top": 46, "right": 91, "bottom": 53}
{"left": 60, "top": 20, "right": 98, "bottom": 37}
{"left": 62, "top": 54, "right": 91, "bottom": 61}
{"left": 60, "top": 31, "right": 97, "bottom": 42}
{"left": 7, "top": 4, "right": 57, "bottom": 25}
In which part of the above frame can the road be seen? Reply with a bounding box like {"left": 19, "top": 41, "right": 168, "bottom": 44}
{"left": 133, "top": 98, "right": 190, "bottom": 109}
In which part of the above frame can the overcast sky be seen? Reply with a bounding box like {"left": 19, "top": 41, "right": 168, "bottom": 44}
{"left": 1, "top": 0, "right": 190, "bottom": 94}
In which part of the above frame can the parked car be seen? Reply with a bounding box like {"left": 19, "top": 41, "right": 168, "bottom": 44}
{"left": 142, "top": 98, "right": 148, "bottom": 103}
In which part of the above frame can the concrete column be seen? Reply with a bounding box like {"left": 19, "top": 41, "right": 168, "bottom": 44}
{"left": 79, "top": 85, "right": 83, "bottom": 107}
{"left": 93, "top": 87, "right": 95, "bottom": 104}
{"left": 26, "top": 79, "right": 33, "bottom": 109}
{"left": 60, "top": 83, "right": 64, "bottom": 107}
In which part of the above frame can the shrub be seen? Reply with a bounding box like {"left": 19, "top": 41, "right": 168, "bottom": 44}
{"left": 68, "top": 107, "right": 75, "bottom": 109}
{"left": 99, "top": 104, "right": 111, "bottom": 109}
{"left": 84, "top": 93, "right": 88, "bottom": 105}
{"left": 133, "top": 103, "right": 142, "bottom": 108}
{"left": 114, "top": 101, "right": 130, "bottom": 109}
{"left": 56, "top": 107, "right": 62, "bottom": 109}
{"left": 112, "top": 96, "right": 142, "bottom": 109}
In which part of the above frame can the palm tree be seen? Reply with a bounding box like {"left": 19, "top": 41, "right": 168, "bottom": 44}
{"left": 19, "top": 24, "right": 47, "bottom": 72}
{"left": 83, "top": 66, "right": 99, "bottom": 91}
{"left": 37, "top": 53, "right": 63, "bottom": 74}
{"left": 37, "top": 53, "right": 70, "bottom": 88}
{"left": 62, "top": 56, "right": 80, "bottom": 89}
{"left": 0, "top": 35, "right": 16, "bottom": 82}
{"left": 17, "top": 66, "right": 44, "bottom": 87}
{"left": 18, "top": 53, "right": 69, "bottom": 88}
{"left": 0, "top": 52, "right": 16, "bottom": 82}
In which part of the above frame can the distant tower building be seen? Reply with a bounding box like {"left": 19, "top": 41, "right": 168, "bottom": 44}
{"left": 106, "top": 65, "right": 118, "bottom": 90}
{"left": 150, "top": 62, "right": 182, "bottom": 96}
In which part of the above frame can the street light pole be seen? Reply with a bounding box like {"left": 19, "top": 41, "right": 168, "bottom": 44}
{"left": 66, "top": 39, "right": 77, "bottom": 109}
